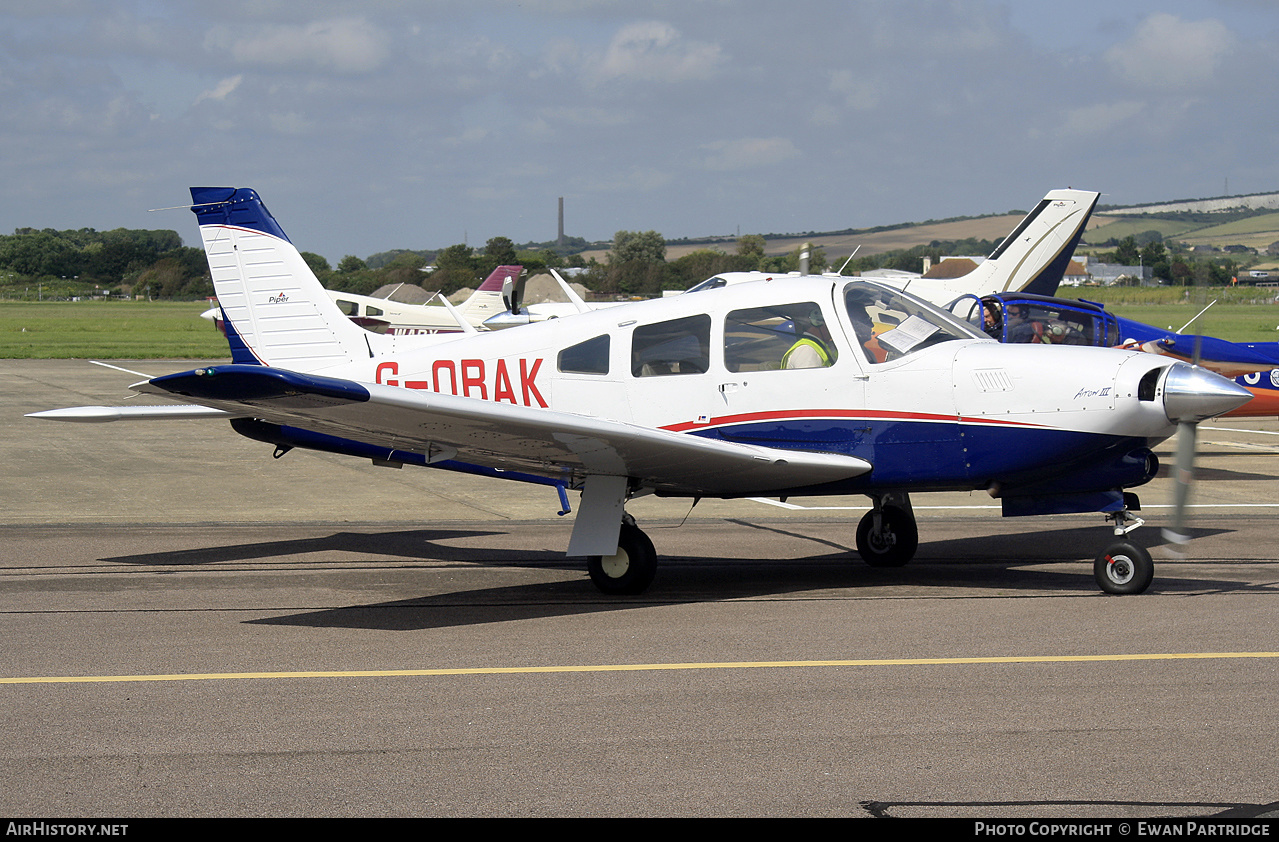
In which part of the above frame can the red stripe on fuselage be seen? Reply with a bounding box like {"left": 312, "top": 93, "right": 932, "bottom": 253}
{"left": 660, "top": 408, "right": 1047, "bottom": 433}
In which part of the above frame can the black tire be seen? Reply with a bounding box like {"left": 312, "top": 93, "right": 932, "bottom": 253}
{"left": 587, "top": 523, "right": 657, "bottom": 595}
{"left": 856, "top": 505, "right": 918, "bottom": 568}
{"left": 1094, "top": 541, "right": 1154, "bottom": 595}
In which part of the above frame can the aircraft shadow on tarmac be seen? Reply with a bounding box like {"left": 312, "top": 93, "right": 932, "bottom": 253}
{"left": 81, "top": 521, "right": 1249, "bottom": 632}
{"left": 99, "top": 527, "right": 583, "bottom": 571}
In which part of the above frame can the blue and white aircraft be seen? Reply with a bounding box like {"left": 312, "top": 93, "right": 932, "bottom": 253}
{"left": 951, "top": 292, "right": 1279, "bottom": 417}
{"left": 30, "top": 187, "right": 1253, "bottom": 596}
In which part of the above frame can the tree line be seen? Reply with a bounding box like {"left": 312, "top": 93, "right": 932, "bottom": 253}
{"left": 0, "top": 227, "right": 210, "bottom": 299}
{"left": 1, "top": 223, "right": 1253, "bottom": 303}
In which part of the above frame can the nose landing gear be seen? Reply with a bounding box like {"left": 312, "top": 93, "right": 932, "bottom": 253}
{"left": 1095, "top": 498, "right": 1153, "bottom": 595}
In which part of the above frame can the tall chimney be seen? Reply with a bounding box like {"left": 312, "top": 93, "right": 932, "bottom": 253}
{"left": 558, "top": 197, "right": 564, "bottom": 247}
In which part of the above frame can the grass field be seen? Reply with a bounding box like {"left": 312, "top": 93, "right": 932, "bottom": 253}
{"left": 0, "top": 300, "right": 230, "bottom": 359}
{"left": 1059, "top": 286, "right": 1279, "bottom": 342}
{"left": 3, "top": 291, "right": 1278, "bottom": 359}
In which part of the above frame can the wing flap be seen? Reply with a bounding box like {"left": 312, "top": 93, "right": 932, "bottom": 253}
{"left": 132, "top": 365, "right": 872, "bottom": 495}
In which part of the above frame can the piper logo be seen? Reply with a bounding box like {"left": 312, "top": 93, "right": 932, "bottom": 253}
{"left": 268, "top": 292, "right": 289, "bottom": 304}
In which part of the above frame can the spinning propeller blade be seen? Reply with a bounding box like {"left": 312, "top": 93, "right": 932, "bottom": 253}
{"left": 1161, "top": 330, "right": 1209, "bottom": 555}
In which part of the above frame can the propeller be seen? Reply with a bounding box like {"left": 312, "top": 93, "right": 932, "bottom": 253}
{"left": 1158, "top": 335, "right": 1251, "bottom": 555}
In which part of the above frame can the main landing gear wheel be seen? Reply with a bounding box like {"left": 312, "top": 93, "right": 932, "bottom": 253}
{"left": 587, "top": 522, "right": 657, "bottom": 595}
{"left": 856, "top": 505, "right": 919, "bottom": 568}
{"left": 1093, "top": 541, "right": 1153, "bottom": 595}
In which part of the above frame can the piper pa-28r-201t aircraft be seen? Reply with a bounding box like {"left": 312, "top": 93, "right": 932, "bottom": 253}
{"left": 31, "top": 187, "right": 1253, "bottom": 596}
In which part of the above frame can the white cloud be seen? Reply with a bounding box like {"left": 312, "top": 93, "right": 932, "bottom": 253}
{"left": 193, "top": 75, "right": 242, "bottom": 106}
{"left": 1105, "top": 13, "right": 1234, "bottom": 90}
{"left": 212, "top": 17, "right": 391, "bottom": 74}
{"left": 594, "top": 21, "right": 724, "bottom": 84}
{"left": 701, "top": 137, "right": 799, "bottom": 171}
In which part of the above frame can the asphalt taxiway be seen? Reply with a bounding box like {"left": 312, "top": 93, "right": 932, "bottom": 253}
{"left": 2, "top": 360, "right": 1277, "bottom": 818}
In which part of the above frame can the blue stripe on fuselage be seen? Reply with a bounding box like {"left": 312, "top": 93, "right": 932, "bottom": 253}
{"left": 690, "top": 416, "right": 1152, "bottom": 493}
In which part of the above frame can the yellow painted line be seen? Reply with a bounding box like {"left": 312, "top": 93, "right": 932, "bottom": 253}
{"left": 3, "top": 652, "right": 1278, "bottom": 685}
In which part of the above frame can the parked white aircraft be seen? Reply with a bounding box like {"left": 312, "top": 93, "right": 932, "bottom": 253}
{"left": 328, "top": 266, "right": 521, "bottom": 334}
{"left": 479, "top": 188, "right": 1098, "bottom": 329}
{"left": 684, "top": 188, "right": 1100, "bottom": 309}
{"left": 202, "top": 265, "right": 523, "bottom": 335}
{"left": 32, "top": 187, "right": 1250, "bottom": 597}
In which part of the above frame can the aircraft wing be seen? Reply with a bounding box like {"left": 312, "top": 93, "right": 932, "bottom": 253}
{"left": 123, "top": 365, "right": 871, "bottom": 496}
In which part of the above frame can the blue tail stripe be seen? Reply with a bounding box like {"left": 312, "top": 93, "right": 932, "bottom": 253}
{"left": 189, "top": 187, "right": 292, "bottom": 243}
{"left": 220, "top": 307, "right": 263, "bottom": 366}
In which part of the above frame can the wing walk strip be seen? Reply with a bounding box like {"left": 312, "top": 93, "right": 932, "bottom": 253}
{"left": 4, "top": 652, "right": 1277, "bottom": 685}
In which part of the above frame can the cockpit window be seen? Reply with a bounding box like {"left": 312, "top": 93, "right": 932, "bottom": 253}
{"left": 843, "top": 281, "right": 984, "bottom": 364}
{"left": 632, "top": 314, "right": 711, "bottom": 376}
{"left": 724, "top": 303, "right": 837, "bottom": 372}
{"left": 953, "top": 295, "right": 1106, "bottom": 346}
{"left": 559, "top": 334, "right": 610, "bottom": 374}
{"left": 1001, "top": 301, "right": 1096, "bottom": 345}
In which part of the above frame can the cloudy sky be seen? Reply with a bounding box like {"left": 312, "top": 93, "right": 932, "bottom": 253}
{"left": 2, "top": 1, "right": 1277, "bottom": 263}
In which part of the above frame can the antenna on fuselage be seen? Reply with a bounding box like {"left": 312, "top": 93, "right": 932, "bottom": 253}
{"left": 835, "top": 245, "right": 862, "bottom": 276}
{"left": 1177, "top": 300, "right": 1216, "bottom": 335}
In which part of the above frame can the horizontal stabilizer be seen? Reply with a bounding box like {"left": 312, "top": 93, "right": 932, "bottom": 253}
{"left": 26, "top": 405, "right": 233, "bottom": 423}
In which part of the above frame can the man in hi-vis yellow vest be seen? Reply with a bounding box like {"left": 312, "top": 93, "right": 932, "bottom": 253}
{"left": 782, "top": 307, "right": 836, "bottom": 369}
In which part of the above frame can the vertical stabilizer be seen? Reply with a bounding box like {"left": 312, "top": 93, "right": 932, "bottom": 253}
{"left": 935, "top": 188, "right": 1100, "bottom": 299}
{"left": 453, "top": 265, "right": 523, "bottom": 324}
{"left": 190, "top": 187, "right": 384, "bottom": 371}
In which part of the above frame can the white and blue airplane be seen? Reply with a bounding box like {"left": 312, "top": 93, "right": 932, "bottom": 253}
{"left": 30, "top": 187, "right": 1253, "bottom": 596}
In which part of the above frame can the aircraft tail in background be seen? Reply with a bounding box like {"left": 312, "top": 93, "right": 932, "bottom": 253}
{"left": 942, "top": 188, "right": 1100, "bottom": 299}
{"left": 453, "top": 265, "right": 523, "bottom": 325}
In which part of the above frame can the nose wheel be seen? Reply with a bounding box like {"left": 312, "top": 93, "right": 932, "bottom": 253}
{"left": 1094, "top": 541, "right": 1153, "bottom": 595}
{"left": 1094, "top": 497, "right": 1152, "bottom": 594}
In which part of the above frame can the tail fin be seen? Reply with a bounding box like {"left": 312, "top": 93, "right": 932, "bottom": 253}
{"left": 453, "top": 265, "right": 523, "bottom": 324}
{"left": 945, "top": 188, "right": 1100, "bottom": 298}
{"left": 190, "top": 187, "right": 384, "bottom": 371}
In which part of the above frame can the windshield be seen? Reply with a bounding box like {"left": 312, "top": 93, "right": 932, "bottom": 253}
{"left": 843, "top": 281, "right": 986, "bottom": 363}
{"left": 685, "top": 276, "right": 729, "bottom": 294}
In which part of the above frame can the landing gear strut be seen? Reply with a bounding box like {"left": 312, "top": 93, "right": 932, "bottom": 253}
{"left": 856, "top": 493, "right": 919, "bottom": 568}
